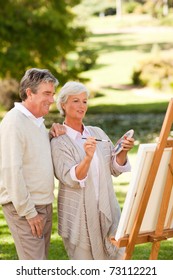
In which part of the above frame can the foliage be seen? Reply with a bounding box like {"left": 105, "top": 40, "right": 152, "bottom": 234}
{"left": 142, "top": 0, "right": 173, "bottom": 18}
{"left": 131, "top": 48, "right": 173, "bottom": 91}
{"left": 0, "top": 79, "right": 20, "bottom": 110}
{"left": 0, "top": 0, "right": 91, "bottom": 84}
{"left": 122, "top": 1, "right": 171, "bottom": 17}
{"left": 124, "top": 0, "right": 142, "bottom": 14}
{"left": 0, "top": 0, "right": 100, "bottom": 109}
{"left": 75, "top": 47, "right": 98, "bottom": 71}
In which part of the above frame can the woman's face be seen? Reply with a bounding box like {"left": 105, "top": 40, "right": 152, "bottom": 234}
{"left": 62, "top": 92, "right": 88, "bottom": 122}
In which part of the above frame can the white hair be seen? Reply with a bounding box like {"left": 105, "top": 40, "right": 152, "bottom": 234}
{"left": 57, "top": 81, "right": 90, "bottom": 116}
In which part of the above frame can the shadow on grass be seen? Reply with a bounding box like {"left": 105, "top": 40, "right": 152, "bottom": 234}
{"left": 89, "top": 31, "right": 173, "bottom": 56}
{"left": 87, "top": 101, "right": 169, "bottom": 114}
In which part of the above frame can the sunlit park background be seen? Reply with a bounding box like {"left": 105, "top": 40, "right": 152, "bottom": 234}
{"left": 0, "top": 0, "right": 173, "bottom": 260}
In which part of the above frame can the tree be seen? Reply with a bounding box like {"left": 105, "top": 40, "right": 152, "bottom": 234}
{"left": 147, "top": 0, "right": 169, "bottom": 17}
{"left": 0, "top": 0, "right": 87, "bottom": 83}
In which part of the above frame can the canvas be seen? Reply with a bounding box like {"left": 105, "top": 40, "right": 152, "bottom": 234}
{"left": 115, "top": 143, "right": 173, "bottom": 241}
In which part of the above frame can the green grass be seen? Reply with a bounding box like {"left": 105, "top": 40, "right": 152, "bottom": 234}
{"left": 81, "top": 14, "right": 173, "bottom": 94}
{"left": 86, "top": 14, "right": 161, "bottom": 30}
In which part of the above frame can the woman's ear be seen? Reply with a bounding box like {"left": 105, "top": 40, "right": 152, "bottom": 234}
{"left": 61, "top": 103, "right": 65, "bottom": 110}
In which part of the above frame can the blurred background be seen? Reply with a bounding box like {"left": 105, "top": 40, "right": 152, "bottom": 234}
{"left": 0, "top": 0, "right": 173, "bottom": 260}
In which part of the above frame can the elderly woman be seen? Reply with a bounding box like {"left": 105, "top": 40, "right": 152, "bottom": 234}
{"left": 51, "top": 81, "right": 134, "bottom": 260}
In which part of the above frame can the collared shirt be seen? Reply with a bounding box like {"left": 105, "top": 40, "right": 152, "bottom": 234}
{"left": 64, "top": 124, "right": 130, "bottom": 202}
{"left": 14, "top": 102, "right": 44, "bottom": 127}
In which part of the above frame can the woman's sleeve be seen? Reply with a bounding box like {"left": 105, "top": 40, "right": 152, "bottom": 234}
{"left": 51, "top": 137, "right": 82, "bottom": 189}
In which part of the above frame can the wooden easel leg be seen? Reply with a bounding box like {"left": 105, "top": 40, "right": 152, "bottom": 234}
{"left": 149, "top": 241, "right": 161, "bottom": 260}
{"left": 149, "top": 150, "right": 173, "bottom": 260}
{"left": 123, "top": 243, "right": 134, "bottom": 260}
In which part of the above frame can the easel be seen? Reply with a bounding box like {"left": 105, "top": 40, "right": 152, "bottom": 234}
{"left": 111, "top": 98, "right": 173, "bottom": 260}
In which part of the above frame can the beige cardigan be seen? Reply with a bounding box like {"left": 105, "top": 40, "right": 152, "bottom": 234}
{"left": 51, "top": 126, "right": 127, "bottom": 259}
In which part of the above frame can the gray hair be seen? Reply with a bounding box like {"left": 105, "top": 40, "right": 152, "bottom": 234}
{"left": 19, "top": 68, "right": 59, "bottom": 101}
{"left": 57, "top": 81, "right": 90, "bottom": 116}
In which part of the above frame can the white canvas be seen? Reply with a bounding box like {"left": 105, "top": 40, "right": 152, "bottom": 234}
{"left": 115, "top": 143, "right": 173, "bottom": 241}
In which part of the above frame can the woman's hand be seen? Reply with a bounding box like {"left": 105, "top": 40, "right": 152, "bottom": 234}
{"left": 121, "top": 135, "right": 134, "bottom": 152}
{"left": 116, "top": 135, "right": 135, "bottom": 166}
{"left": 84, "top": 137, "right": 97, "bottom": 159}
{"left": 75, "top": 137, "right": 97, "bottom": 180}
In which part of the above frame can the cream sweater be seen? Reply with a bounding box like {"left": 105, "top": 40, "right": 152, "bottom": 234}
{"left": 0, "top": 108, "right": 54, "bottom": 219}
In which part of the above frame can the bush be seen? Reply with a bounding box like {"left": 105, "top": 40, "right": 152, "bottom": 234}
{"left": 131, "top": 54, "right": 173, "bottom": 92}
{"left": 124, "top": 1, "right": 141, "bottom": 14}
{"left": 76, "top": 48, "right": 98, "bottom": 71}
{"left": 104, "top": 7, "right": 116, "bottom": 16}
{"left": 0, "top": 79, "right": 20, "bottom": 110}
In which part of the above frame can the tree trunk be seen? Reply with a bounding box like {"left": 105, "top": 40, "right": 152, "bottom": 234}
{"left": 116, "top": 0, "right": 122, "bottom": 18}
{"left": 163, "top": 0, "right": 169, "bottom": 16}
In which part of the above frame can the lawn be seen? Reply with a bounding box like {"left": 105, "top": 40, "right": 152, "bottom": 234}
{"left": 0, "top": 14, "right": 173, "bottom": 260}
{"left": 82, "top": 14, "right": 173, "bottom": 87}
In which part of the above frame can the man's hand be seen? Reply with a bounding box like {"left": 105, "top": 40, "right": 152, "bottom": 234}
{"left": 27, "top": 214, "right": 44, "bottom": 238}
{"left": 49, "top": 123, "right": 66, "bottom": 138}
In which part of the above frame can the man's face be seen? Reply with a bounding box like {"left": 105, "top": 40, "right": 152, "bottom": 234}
{"left": 26, "top": 81, "right": 55, "bottom": 117}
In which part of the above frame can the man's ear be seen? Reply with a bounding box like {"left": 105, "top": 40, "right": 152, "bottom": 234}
{"left": 26, "top": 88, "right": 32, "bottom": 100}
